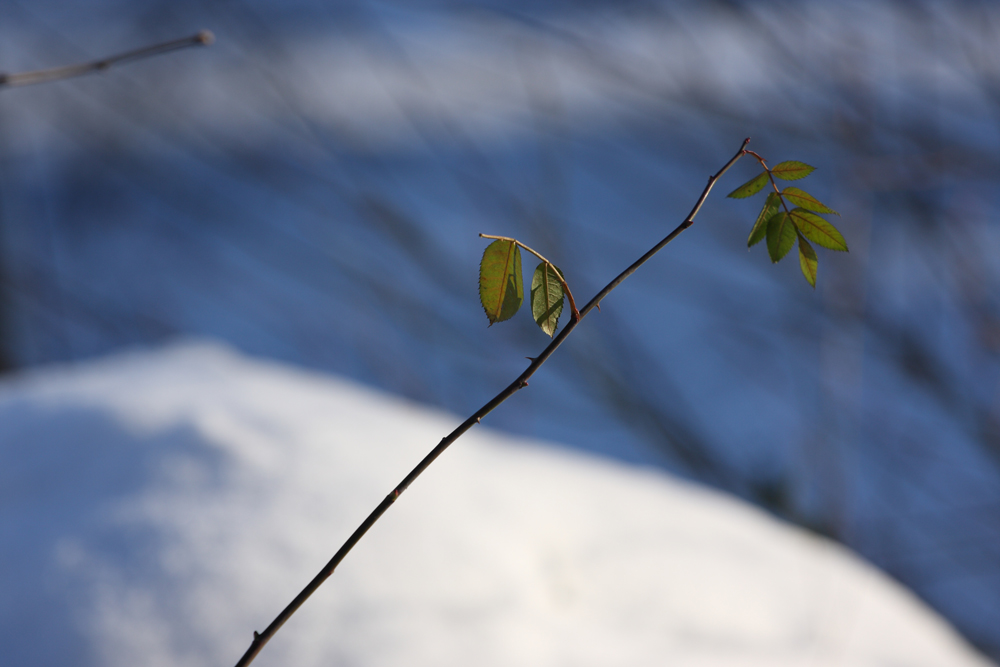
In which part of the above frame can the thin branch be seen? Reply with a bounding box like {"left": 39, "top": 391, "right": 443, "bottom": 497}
{"left": 581, "top": 138, "right": 750, "bottom": 317}
{"left": 233, "top": 137, "right": 751, "bottom": 667}
{"left": 478, "top": 233, "right": 580, "bottom": 321}
{"left": 0, "top": 31, "right": 214, "bottom": 89}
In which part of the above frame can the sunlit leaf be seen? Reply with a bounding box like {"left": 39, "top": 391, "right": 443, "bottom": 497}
{"left": 766, "top": 212, "right": 796, "bottom": 262}
{"left": 788, "top": 208, "right": 848, "bottom": 251}
{"left": 748, "top": 192, "right": 780, "bottom": 247}
{"left": 771, "top": 161, "right": 815, "bottom": 181}
{"left": 531, "top": 262, "right": 565, "bottom": 337}
{"left": 798, "top": 234, "right": 817, "bottom": 288}
{"left": 727, "top": 171, "right": 769, "bottom": 199}
{"left": 781, "top": 187, "right": 839, "bottom": 215}
{"left": 480, "top": 239, "right": 523, "bottom": 324}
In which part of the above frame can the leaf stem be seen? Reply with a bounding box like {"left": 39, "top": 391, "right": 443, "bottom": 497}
{"left": 745, "top": 149, "right": 792, "bottom": 218}
{"left": 0, "top": 31, "right": 214, "bottom": 89}
{"left": 232, "top": 137, "right": 751, "bottom": 667}
{"left": 478, "top": 234, "right": 580, "bottom": 321}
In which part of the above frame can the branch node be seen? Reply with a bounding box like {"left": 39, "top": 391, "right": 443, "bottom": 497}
{"left": 253, "top": 631, "right": 260, "bottom": 640}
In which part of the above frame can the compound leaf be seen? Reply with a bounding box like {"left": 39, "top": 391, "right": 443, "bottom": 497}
{"left": 798, "top": 234, "right": 818, "bottom": 288}
{"left": 727, "top": 171, "right": 769, "bottom": 199}
{"left": 771, "top": 161, "right": 815, "bottom": 181}
{"left": 781, "top": 187, "right": 839, "bottom": 215}
{"left": 480, "top": 239, "right": 523, "bottom": 324}
{"left": 531, "top": 262, "right": 565, "bottom": 337}
{"left": 766, "top": 211, "right": 796, "bottom": 262}
{"left": 749, "top": 192, "right": 781, "bottom": 247}
{"left": 788, "top": 208, "right": 848, "bottom": 251}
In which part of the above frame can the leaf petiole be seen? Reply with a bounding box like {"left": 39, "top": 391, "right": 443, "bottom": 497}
{"left": 479, "top": 234, "right": 580, "bottom": 322}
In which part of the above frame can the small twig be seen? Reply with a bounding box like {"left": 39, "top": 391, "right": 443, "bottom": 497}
{"left": 478, "top": 233, "right": 580, "bottom": 321}
{"left": 0, "top": 31, "right": 214, "bottom": 89}
{"left": 745, "top": 149, "right": 793, "bottom": 218}
{"left": 233, "top": 137, "right": 751, "bottom": 667}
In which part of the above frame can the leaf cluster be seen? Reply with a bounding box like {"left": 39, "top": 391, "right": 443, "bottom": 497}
{"left": 728, "top": 160, "right": 847, "bottom": 287}
{"left": 479, "top": 238, "right": 570, "bottom": 337}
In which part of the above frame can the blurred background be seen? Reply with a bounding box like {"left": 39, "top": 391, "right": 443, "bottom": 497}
{"left": 1, "top": 0, "right": 998, "bottom": 660}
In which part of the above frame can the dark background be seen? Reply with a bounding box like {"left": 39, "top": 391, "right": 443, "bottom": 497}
{"left": 2, "top": 0, "right": 998, "bottom": 659}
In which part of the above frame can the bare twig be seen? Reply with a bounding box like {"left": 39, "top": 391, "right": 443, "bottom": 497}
{"left": 233, "top": 137, "right": 751, "bottom": 667}
{"left": 0, "top": 31, "right": 214, "bottom": 89}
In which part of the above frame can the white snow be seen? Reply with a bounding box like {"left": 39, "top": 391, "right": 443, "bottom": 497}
{"left": 0, "top": 341, "right": 991, "bottom": 667}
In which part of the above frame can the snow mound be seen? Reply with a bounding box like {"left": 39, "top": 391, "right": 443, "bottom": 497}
{"left": 0, "top": 342, "right": 991, "bottom": 667}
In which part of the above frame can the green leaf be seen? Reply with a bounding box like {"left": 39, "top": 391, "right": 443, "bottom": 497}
{"left": 531, "top": 262, "right": 565, "bottom": 337}
{"left": 480, "top": 239, "right": 523, "bottom": 324}
{"left": 727, "top": 171, "right": 769, "bottom": 199}
{"left": 781, "top": 187, "right": 839, "bottom": 215}
{"left": 766, "top": 212, "right": 796, "bottom": 263}
{"left": 798, "top": 234, "right": 817, "bottom": 288}
{"left": 788, "top": 208, "right": 848, "bottom": 251}
{"left": 748, "top": 192, "right": 780, "bottom": 247}
{"left": 771, "top": 161, "right": 815, "bottom": 181}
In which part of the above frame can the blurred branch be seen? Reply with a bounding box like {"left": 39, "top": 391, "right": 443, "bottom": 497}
{"left": 0, "top": 31, "right": 214, "bottom": 88}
